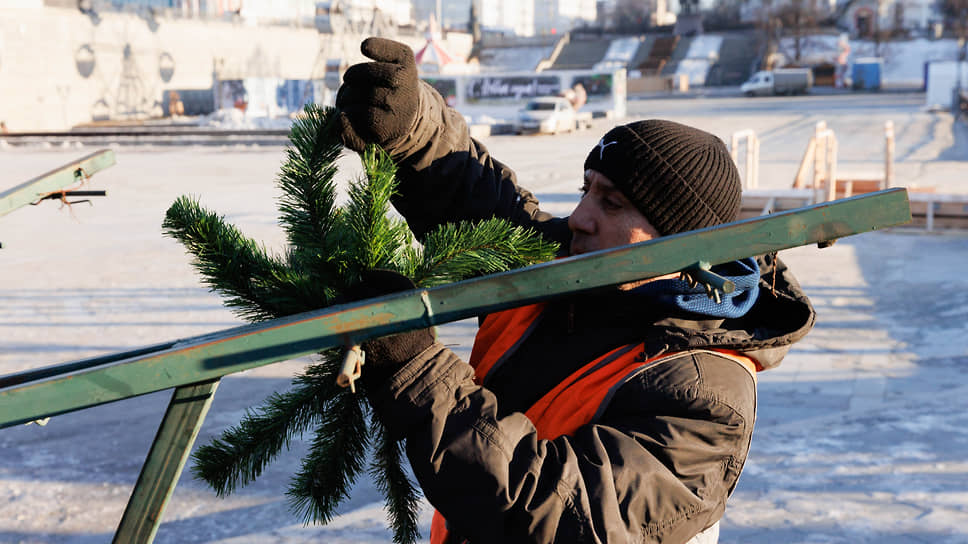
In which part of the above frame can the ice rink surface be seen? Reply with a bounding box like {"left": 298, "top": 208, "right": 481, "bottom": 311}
{"left": 2, "top": 93, "right": 968, "bottom": 543}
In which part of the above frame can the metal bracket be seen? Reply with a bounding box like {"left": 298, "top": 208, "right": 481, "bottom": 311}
{"left": 31, "top": 189, "right": 107, "bottom": 207}
{"left": 679, "top": 261, "right": 735, "bottom": 304}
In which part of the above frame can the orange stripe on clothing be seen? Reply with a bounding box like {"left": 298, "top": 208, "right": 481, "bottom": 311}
{"left": 430, "top": 307, "right": 758, "bottom": 544}
{"left": 468, "top": 303, "right": 545, "bottom": 384}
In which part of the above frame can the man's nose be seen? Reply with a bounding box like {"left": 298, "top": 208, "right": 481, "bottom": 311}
{"left": 568, "top": 198, "right": 594, "bottom": 233}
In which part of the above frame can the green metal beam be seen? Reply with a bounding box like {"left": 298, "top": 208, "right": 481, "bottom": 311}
{"left": 0, "top": 188, "right": 912, "bottom": 429}
{"left": 0, "top": 341, "right": 179, "bottom": 390}
{"left": 0, "top": 149, "right": 115, "bottom": 217}
{"left": 113, "top": 380, "right": 220, "bottom": 544}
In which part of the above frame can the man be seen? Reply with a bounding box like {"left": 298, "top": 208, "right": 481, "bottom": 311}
{"left": 337, "top": 38, "right": 815, "bottom": 544}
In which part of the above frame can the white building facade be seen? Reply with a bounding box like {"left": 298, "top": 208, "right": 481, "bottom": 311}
{"left": 413, "top": 0, "right": 595, "bottom": 37}
{"left": 841, "top": 0, "right": 940, "bottom": 36}
{"left": 478, "top": 0, "right": 536, "bottom": 36}
{"left": 534, "top": 0, "right": 597, "bottom": 34}
{"left": 412, "top": 0, "right": 472, "bottom": 30}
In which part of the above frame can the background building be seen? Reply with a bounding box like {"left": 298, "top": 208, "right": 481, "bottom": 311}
{"left": 479, "top": 0, "right": 537, "bottom": 36}
{"left": 534, "top": 0, "right": 598, "bottom": 34}
{"left": 413, "top": 0, "right": 472, "bottom": 30}
{"left": 43, "top": 0, "right": 413, "bottom": 28}
{"left": 413, "top": 0, "right": 595, "bottom": 37}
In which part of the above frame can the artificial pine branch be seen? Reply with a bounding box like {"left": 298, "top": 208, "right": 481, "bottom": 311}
{"left": 191, "top": 354, "right": 340, "bottom": 496}
{"left": 166, "top": 104, "right": 558, "bottom": 543}
{"left": 369, "top": 415, "right": 421, "bottom": 544}
{"left": 342, "top": 146, "right": 413, "bottom": 273}
{"left": 276, "top": 105, "right": 344, "bottom": 277}
{"left": 412, "top": 218, "right": 559, "bottom": 287}
{"left": 162, "top": 196, "right": 312, "bottom": 321}
{"left": 287, "top": 387, "right": 369, "bottom": 524}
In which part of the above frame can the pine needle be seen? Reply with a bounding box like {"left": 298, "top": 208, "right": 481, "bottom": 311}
{"left": 277, "top": 105, "right": 344, "bottom": 276}
{"left": 370, "top": 414, "right": 421, "bottom": 544}
{"left": 287, "top": 389, "right": 370, "bottom": 524}
{"left": 412, "top": 218, "right": 559, "bottom": 287}
{"left": 341, "top": 145, "right": 413, "bottom": 274}
{"left": 163, "top": 196, "right": 302, "bottom": 321}
{"left": 190, "top": 352, "right": 341, "bottom": 495}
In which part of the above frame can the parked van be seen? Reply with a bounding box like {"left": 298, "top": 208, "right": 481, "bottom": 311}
{"left": 741, "top": 69, "right": 814, "bottom": 96}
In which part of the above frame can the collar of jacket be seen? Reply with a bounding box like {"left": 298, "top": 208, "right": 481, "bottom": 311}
{"left": 559, "top": 254, "right": 815, "bottom": 370}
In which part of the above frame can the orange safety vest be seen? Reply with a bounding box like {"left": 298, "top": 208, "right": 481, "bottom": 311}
{"left": 430, "top": 303, "right": 757, "bottom": 544}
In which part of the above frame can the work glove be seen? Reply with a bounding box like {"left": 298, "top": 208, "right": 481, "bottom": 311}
{"left": 342, "top": 270, "right": 436, "bottom": 389}
{"left": 336, "top": 37, "right": 420, "bottom": 152}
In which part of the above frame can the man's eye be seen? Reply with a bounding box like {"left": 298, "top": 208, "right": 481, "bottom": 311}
{"left": 578, "top": 186, "right": 589, "bottom": 195}
{"left": 603, "top": 198, "right": 623, "bottom": 210}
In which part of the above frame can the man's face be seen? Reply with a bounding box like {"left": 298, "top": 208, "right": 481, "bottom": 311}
{"left": 568, "top": 169, "right": 662, "bottom": 257}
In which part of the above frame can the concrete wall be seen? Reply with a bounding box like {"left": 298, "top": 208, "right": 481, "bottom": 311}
{"left": 925, "top": 61, "right": 968, "bottom": 110}
{"left": 0, "top": 7, "right": 467, "bottom": 131}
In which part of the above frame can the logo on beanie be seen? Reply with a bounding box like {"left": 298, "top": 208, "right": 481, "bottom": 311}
{"left": 596, "top": 138, "right": 618, "bottom": 160}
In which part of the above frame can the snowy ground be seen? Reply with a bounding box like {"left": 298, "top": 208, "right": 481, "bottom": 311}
{"left": 2, "top": 93, "right": 967, "bottom": 543}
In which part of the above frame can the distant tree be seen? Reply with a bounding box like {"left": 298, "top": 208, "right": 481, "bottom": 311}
{"left": 942, "top": 0, "right": 968, "bottom": 51}
{"left": 704, "top": 0, "right": 744, "bottom": 29}
{"left": 467, "top": 0, "right": 482, "bottom": 63}
{"left": 774, "top": 0, "right": 822, "bottom": 62}
{"left": 756, "top": 0, "right": 779, "bottom": 69}
{"left": 611, "top": 0, "right": 651, "bottom": 29}
{"left": 678, "top": 0, "right": 699, "bottom": 15}
{"left": 868, "top": 0, "right": 896, "bottom": 56}
{"left": 468, "top": 1, "right": 481, "bottom": 43}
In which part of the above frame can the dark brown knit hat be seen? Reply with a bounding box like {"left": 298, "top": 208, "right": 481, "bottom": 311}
{"left": 583, "top": 119, "right": 742, "bottom": 235}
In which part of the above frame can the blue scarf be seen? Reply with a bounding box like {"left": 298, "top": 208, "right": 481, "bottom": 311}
{"left": 633, "top": 257, "right": 760, "bottom": 319}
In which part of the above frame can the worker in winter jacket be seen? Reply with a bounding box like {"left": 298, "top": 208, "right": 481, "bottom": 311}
{"left": 335, "top": 37, "right": 816, "bottom": 544}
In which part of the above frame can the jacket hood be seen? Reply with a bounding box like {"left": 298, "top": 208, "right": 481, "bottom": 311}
{"left": 572, "top": 253, "right": 815, "bottom": 371}
{"left": 636, "top": 253, "right": 815, "bottom": 370}
{"left": 634, "top": 257, "right": 761, "bottom": 319}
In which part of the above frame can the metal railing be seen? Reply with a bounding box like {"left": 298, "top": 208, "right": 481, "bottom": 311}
{"left": 0, "top": 188, "right": 912, "bottom": 543}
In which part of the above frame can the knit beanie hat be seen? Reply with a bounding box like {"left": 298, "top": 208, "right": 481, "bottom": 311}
{"left": 583, "top": 119, "right": 742, "bottom": 235}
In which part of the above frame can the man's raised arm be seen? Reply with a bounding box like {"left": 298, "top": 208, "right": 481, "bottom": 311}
{"left": 335, "top": 37, "right": 569, "bottom": 244}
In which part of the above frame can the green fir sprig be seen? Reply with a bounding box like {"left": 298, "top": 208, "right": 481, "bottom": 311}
{"left": 163, "top": 104, "right": 557, "bottom": 543}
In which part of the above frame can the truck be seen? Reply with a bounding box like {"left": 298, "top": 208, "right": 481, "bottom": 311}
{"left": 741, "top": 68, "right": 814, "bottom": 97}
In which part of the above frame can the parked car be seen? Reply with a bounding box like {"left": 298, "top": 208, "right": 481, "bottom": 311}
{"left": 515, "top": 97, "right": 590, "bottom": 135}
{"left": 741, "top": 68, "right": 813, "bottom": 96}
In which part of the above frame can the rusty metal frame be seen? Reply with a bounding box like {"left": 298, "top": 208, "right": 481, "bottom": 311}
{"left": 0, "top": 188, "right": 912, "bottom": 543}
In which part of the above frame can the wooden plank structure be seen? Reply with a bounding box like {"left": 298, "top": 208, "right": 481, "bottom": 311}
{"left": 0, "top": 189, "right": 912, "bottom": 544}
{"left": 740, "top": 188, "right": 968, "bottom": 231}
{"left": 739, "top": 120, "right": 968, "bottom": 231}
{"left": 730, "top": 129, "right": 760, "bottom": 189}
{"left": 907, "top": 192, "right": 968, "bottom": 231}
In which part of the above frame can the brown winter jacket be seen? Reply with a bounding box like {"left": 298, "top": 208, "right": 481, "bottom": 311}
{"left": 364, "top": 81, "right": 816, "bottom": 543}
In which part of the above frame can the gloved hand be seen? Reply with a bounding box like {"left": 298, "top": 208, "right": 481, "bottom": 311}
{"left": 336, "top": 37, "right": 419, "bottom": 152}
{"left": 343, "top": 270, "right": 436, "bottom": 388}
